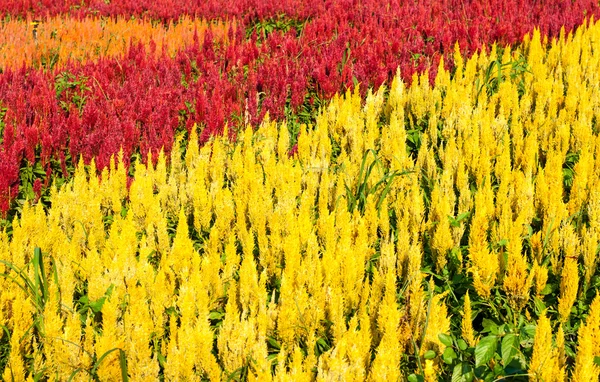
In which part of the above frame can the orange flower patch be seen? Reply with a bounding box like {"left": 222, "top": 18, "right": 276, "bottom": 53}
{"left": 0, "top": 16, "right": 233, "bottom": 69}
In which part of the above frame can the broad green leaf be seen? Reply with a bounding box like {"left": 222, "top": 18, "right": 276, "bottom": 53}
{"left": 451, "top": 364, "right": 462, "bottom": 382}
{"left": 424, "top": 350, "right": 436, "bottom": 360}
{"left": 452, "top": 363, "right": 474, "bottom": 382}
{"left": 475, "top": 335, "right": 498, "bottom": 367}
{"left": 457, "top": 339, "right": 468, "bottom": 351}
{"left": 501, "top": 333, "right": 519, "bottom": 366}
{"left": 439, "top": 333, "right": 453, "bottom": 347}
{"left": 540, "top": 284, "right": 553, "bottom": 295}
{"left": 443, "top": 347, "right": 458, "bottom": 364}
{"left": 481, "top": 319, "right": 498, "bottom": 334}
{"left": 89, "top": 297, "right": 106, "bottom": 313}
{"left": 521, "top": 324, "right": 536, "bottom": 338}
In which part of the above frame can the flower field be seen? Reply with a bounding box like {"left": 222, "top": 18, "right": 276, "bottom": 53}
{"left": 1, "top": 1, "right": 600, "bottom": 381}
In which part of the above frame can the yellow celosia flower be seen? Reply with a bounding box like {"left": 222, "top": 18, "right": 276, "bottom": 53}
{"left": 532, "top": 261, "right": 549, "bottom": 298}
{"left": 423, "top": 359, "right": 437, "bottom": 382}
{"left": 461, "top": 292, "right": 477, "bottom": 347}
{"left": 558, "top": 257, "right": 579, "bottom": 323}
{"left": 468, "top": 180, "right": 498, "bottom": 298}
{"left": 4, "top": 18, "right": 600, "bottom": 381}
{"left": 430, "top": 185, "right": 454, "bottom": 272}
{"left": 503, "top": 223, "right": 532, "bottom": 311}
{"left": 572, "top": 322, "right": 600, "bottom": 380}
{"left": 529, "top": 311, "right": 561, "bottom": 381}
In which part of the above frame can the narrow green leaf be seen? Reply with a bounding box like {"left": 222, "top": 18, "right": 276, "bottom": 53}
{"left": 91, "top": 348, "right": 122, "bottom": 376}
{"left": 157, "top": 353, "right": 167, "bottom": 367}
{"left": 118, "top": 349, "right": 129, "bottom": 382}
{"left": 67, "top": 368, "right": 83, "bottom": 381}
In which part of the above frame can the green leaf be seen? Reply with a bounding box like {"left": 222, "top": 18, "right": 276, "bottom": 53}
{"left": 438, "top": 333, "right": 453, "bottom": 347}
{"left": 316, "top": 337, "right": 330, "bottom": 352}
{"left": 475, "top": 335, "right": 498, "bottom": 368}
{"left": 496, "top": 238, "right": 508, "bottom": 247}
{"left": 157, "top": 353, "right": 167, "bottom": 367}
{"left": 533, "top": 296, "right": 546, "bottom": 315}
{"left": 267, "top": 337, "right": 281, "bottom": 350}
{"left": 449, "top": 211, "right": 470, "bottom": 227}
{"left": 540, "top": 284, "right": 553, "bottom": 295}
{"left": 92, "top": 348, "right": 122, "bottom": 376}
{"left": 424, "top": 350, "right": 436, "bottom": 360}
{"left": 443, "top": 347, "right": 458, "bottom": 365}
{"left": 565, "top": 343, "right": 576, "bottom": 358}
{"left": 457, "top": 339, "right": 468, "bottom": 351}
{"left": 118, "top": 349, "right": 129, "bottom": 382}
{"left": 452, "top": 363, "right": 474, "bottom": 382}
{"left": 594, "top": 356, "right": 600, "bottom": 367}
{"left": 521, "top": 324, "right": 537, "bottom": 339}
{"left": 67, "top": 368, "right": 83, "bottom": 381}
{"left": 208, "top": 311, "right": 224, "bottom": 321}
{"left": 501, "top": 333, "right": 519, "bottom": 366}
{"left": 481, "top": 319, "right": 498, "bottom": 334}
{"left": 407, "top": 374, "right": 424, "bottom": 382}
{"left": 89, "top": 297, "right": 106, "bottom": 313}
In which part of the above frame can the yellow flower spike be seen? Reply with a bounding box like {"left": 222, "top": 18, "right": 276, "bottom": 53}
{"left": 238, "top": 247, "right": 261, "bottom": 318}
{"left": 556, "top": 326, "right": 566, "bottom": 370}
{"left": 532, "top": 261, "right": 549, "bottom": 298}
{"left": 461, "top": 292, "right": 477, "bottom": 347}
{"left": 368, "top": 260, "right": 403, "bottom": 382}
{"left": 581, "top": 228, "right": 599, "bottom": 290}
{"left": 429, "top": 183, "right": 454, "bottom": 272}
{"left": 422, "top": 287, "right": 451, "bottom": 355}
{"left": 583, "top": 294, "right": 600, "bottom": 356}
{"left": 5, "top": 17, "right": 600, "bottom": 380}
{"left": 558, "top": 256, "right": 579, "bottom": 323}
{"left": 169, "top": 208, "right": 196, "bottom": 280}
{"left": 529, "top": 311, "right": 561, "bottom": 382}
{"left": 503, "top": 216, "right": 532, "bottom": 311}
{"left": 423, "top": 359, "right": 437, "bottom": 382}
{"left": 573, "top": 320, "right": 600, "bottom": 380}
{"left": 468, "top": 179, "right": 498, "bottom": 299}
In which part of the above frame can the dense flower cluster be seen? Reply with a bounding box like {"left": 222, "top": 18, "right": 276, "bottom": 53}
{"left": 2, "top": 19, "right": 600, "bottom": 379}
{"left": 0, "top": 16, "right": 232, "bottom": 69}
{"left": 1, "top": 0, "right": 599, "bottom": 28}
{"left": 1, "top": 0, "right": 599, "bottom": 212}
